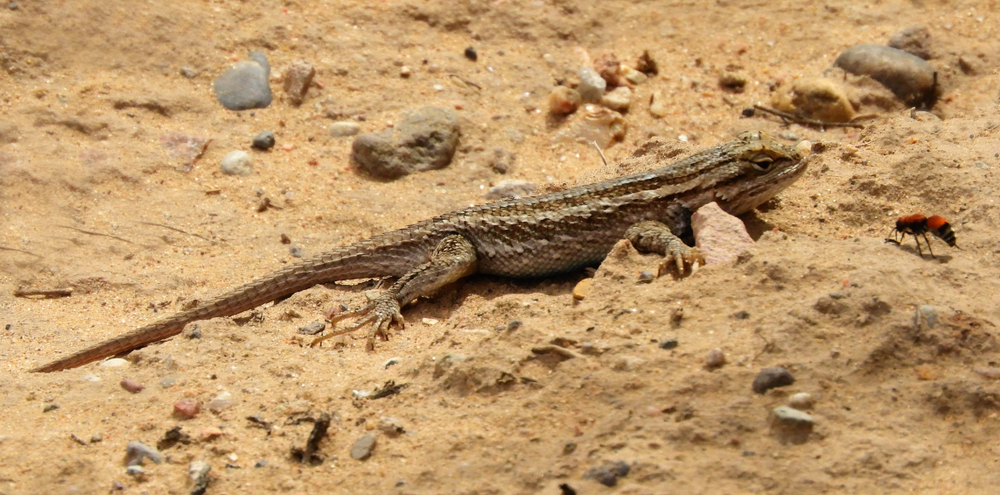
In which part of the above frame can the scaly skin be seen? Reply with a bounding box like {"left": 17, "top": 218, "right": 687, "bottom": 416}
{"left": 32, "top": 131, "right": 806, "bottom": 372}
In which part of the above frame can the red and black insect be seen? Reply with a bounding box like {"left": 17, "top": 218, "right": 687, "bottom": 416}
{"left": 885, "top": 214, "right": 957, "bottom": 257}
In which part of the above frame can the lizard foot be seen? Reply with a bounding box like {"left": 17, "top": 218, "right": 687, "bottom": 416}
{"left": 311, "top": 294, "right": 405, "bottom": 350}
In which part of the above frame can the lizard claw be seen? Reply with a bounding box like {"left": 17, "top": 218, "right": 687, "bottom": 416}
{"left": 662, "top": 246, "right": 705, "bottom": 277}
{"left": 311, "top": 294, "right": 405, "bottom": 350}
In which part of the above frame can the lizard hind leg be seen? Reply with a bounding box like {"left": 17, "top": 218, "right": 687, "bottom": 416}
{"left": 311, "top": 234, "right": 479, "bottom": 350}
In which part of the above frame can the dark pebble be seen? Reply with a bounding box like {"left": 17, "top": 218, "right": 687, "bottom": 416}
{"left": 464, "top": 46, "right": 478, "bottom": 61}
{"left": 834, "top": 44, "right": 937, "bottom": 108}
{"left": 298, "top": 321, "right": 326, "bottom": 335}
{"left": 43, "top": 404, "right": 60, "bottom": 413}
{"left": 252, "top": 131, "right": 275, "bottom": 150}
{"left": 658, "top": 338, "right": 679, "bottom": 350}
{"left": 583, "top": 461, "right": 630, "bottom": 487}
{"left": 752, "top": 366, "right": 796, "bottom": 394}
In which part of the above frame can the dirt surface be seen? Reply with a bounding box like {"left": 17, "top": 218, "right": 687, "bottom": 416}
{"left": 3, "top": 0, "right": 1000, "bottom": 493}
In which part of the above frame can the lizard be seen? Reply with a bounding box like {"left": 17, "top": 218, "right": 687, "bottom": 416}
{"left": 31, "top": 131, "right": 807, "bottom": 372}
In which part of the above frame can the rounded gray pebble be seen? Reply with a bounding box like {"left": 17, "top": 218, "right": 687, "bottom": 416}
{"left": 330, "top": 121, "right": 361, "bottom": 138}
{"left": 920, "top": 305, "right": 938, "bottom": 328}
{"left": 351, "top": 106, "right": 460, "bottom": 179}
{"left": 213, "top": 51, "right": 272, "bottom": 111}
{"left": 578, "top": 68, "right": 607, "bottom": 103}
{"left": 770, "top": 406, "right": 814, "bottom": 445}
{"left": 584, "top": 461, "right": 630, "bottom": 487}
{"left": 350, "top": 433, "right": 377, "bottom": 460}
{"left": 220, "top": 151, "right": 253, "bottom": 176}
{"left": 189, "top": 461, "right": 211, "bottom": 495}
{"left": 705, "top": 348, "right": 726, "bottom": 369}
{"left": 752, "top": 366, "right": 795, "bottom": 394}
{"left": 834, "top": 44, "right": 937, "bottom": 107}
{"left": 180, "top": 66, "right": 199, "bottom": 79}
{"left": 252, "top": 131, "right": 275, "bottom": 150}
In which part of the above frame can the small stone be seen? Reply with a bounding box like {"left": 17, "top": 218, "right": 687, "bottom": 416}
{"left": 572, "top": 278, "right": 593, "bottom": 300}
{"left": 7, "top": 2, "right": 19, "bottom": 10}
{"left": 464, "top": 46, "right": 478, "bottom": 62}
{"left": 298, "top": 321, "right": 326, "bottom": 335}
{"left": 159, "top": 377, "right": 177, "bottom": 388}
{"left": 691, "top": 202, "right": 755, "bottom": 265}
{"left": 330, "top": 121, "right": 362, "bottom": 138}
{"left": 622, "top": 66, "right": 647, "bottom": 85}
{"left": 705, "top": 348, "right": 726, "bottom": 369}
{"left": 350, "top": 433, "right": 377, "bottom": 460}
{"left": 282, "top": 60, "right": 315, "bottom": 106}
{"left": 593, "top": 53, "right": 625, "bottom": 87}
{"left": 220, "top": 151, "right": 253, "bottom": 176}
{"left": 399, "top": 66, "right": 411, "bottom": 78}
{"left": 213, "top": 51, "right": 272, "bottom": 111}
{"left": 834, "top": 44, "right": 938, "bottom": 108}
{"left": 120, "top": 379, "right": 145, "bottom": 394}
{"left": 43, "top": 404, "right": 60, "bottom": 413}
{"left": 351, "top": 106, "right": 460, "bottom": 179}
{"left": 125, "top": 441, "right": 163, "bottom": 466}
{"left": 485, "top": 179, "right": 536, "bottom": 200}
{"left": 658, "top": 338, "right": 679, "bottom": 350}
{"left": 577, "top": 68, "right": 607, "bottom": 103}
{"left": 638, "top": 270, "right": 655, "bottom": 283}
{"left": 377, "top": 417, "right": 406, "bottom": 437}
{"left": 125, "top": 465, "right": 145, "bottom": 477}
{"left": 752, "top": 367, "right": 796, "bottom": 394}
{"left": 888, "top": 26, "right": 933, "bottom": 60}
{"left": 787, "top": 392, "right": 815, "bottom": 409}
{"left": 100, "top": 358, "right": 130, "bottom": 368}
{"left": 548, "top": 86, "right": 581, "bottom": 115}
{"left": 207, "top": 391, "right": 233, "bottom": 413}
{"left": 173, "top": 398, "right": 201, "bottom": 419}
{"left": 189, "top": 461, "right": 211, "bottom": 495}
{"left": 718, "top": 71, "right": 748, "bottom": 93}
{"left": 648, "top": 90, "right": 669, "bottom": 118}
{"left": 919, "top": 305, "right": 938, "bottom": 328}
{"left": 252, "top": 131, "right": 275, "bottom": 150}
{"left": 769, "top": 406, "right": 814, "bottom": 445}
{"left": 197, "top": 427, "right": 224, "bottom": 442}
{"left": 770, "top": 77, "right": 855, "bottom": 123}
{"left": 584, "top": 461, "right": 630, "bottom": 487}
{"left": 612, "top": 356, "right": 645, "bottom": 371}
{"left": 636, "top": 50, "right": 658, "bottom": 75}
{"left": 91, "top": 435, "right": 103, "bottom": 443}
{"left": 600, "top": 86, "right": 632, "bottom": 112}
{"left": 180, "top": 66, "right": 198, "bottom": 78}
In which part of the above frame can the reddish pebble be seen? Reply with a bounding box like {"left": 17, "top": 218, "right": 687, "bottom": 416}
{"left": 173, "top": 398, "right": 201, "bottom": 419}
{"left": 120, "top": 379, "right": 145, "bottom": 394}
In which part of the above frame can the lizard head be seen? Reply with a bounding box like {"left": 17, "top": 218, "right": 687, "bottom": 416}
{"left": 710, "top": 131, "right": 808, "bottom": 216}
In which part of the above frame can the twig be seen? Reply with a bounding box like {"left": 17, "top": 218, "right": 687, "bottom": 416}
{"left": 0, "top": 246, "right": 41, "bottom": 258}
{"left": 58, "top": 225, "right": 135, "bottom": 244}
{"left": 448, "top": 73, "right": 482, "bottom": 90}
{"left": 14, "top": 287, "right": 74, "bottom": 298}
{"left": 748, "top": 104, "right": 871, "bottom": 129}
{"left": 591, "top": 141, "right": 608, "bottom": 166}
{"left": 136, "top": 221, "right": 212, "bottom": 242}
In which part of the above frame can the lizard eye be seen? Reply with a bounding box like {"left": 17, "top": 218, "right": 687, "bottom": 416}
{"left": 749, "top": 153, "right": 774, "bottom": 171}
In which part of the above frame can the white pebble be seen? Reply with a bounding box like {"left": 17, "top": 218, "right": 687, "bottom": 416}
{"left": 220, "top": 151, "right": 253, "bottom": 176}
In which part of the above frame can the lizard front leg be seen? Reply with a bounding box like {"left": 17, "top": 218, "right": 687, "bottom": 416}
{"left": 312, "top": 234, "right": 478, "bottom": 350}
{"left": 625, "top": 220, "right": 705, "bottom": 275}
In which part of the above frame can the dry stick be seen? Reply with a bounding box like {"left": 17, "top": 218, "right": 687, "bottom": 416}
{"left": 0, "top": 245, "right": 41, "bottom": 258}
{"left": 136, "top": 221, "right": 213, "bottom": 242}
{"left": 58, "top": 225, "right": 135, "bottom": 244}
{"left": 750, "top": 104, "right": 872, "bottom": 129}
{"left": 14, "top": 287, "right": 74, "bottom": 298}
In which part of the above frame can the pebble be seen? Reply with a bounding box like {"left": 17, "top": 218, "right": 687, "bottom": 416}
{"left": 189, "top": 461, "right": 211, "bottom": 495}
{"left": 705, "top": 348, "right": 726, "bottom": 369}
{"left": 159, "top": 377, "right": 177, "bottom": 388}
{"left": 213, "top": 51, "right": 272, "bottom": 111}
{"left": 173, "top": 398, "right": 201, "bottom": 419}
{"left": 282, "top": 60, "right": 315, "bottom": 106}
{"left": 577, "top": 68, "right": 607, "bottom": 103}
{"left": 100, "top": 358, "right": 130, "bottom": 368}
{"left": 584, "top": 461, "right": 630, "bottom": 487}
{"left": 351, "top": 106, "right": 460, "bottom": 179}
{"left": 207, "top": 391, "right": 233, "bottom": 413}
{"left": 638, "top": 270, "right": 655, "bottom": 283}
{"left": 888, "top": 26, "right": 933, "bottom": 60}
{"left": 769, "top": 406, "right": 815, "bottom": 445}
{"left": 329, "top": 121, "right": 362, "bottom": 138}
{"left": 919, "top": 305, "right": 938, "bottom": 328}
{"left": 251, "top": 131, "right": 275, "bottom": 150}
{"left": 180, "top": 66, "right": 198, "bottom": 79}
{"left": 125, "top": 441, "right": 163, "bottom": 466}
{"left": 770, "top": 77, "right": 855, "bottom": 123}
{"left": 622, "top": 66, "right": 647, "bottom": 85}
{"left": 612, "top": 356, "right": 645, "bottom": 371}
{"left": 125, "top": 465, "right": 145, "bottom": 477}
{"left": 220, "top": 151, "right": 253, "bottom": 176}
{"left": 484, "top": 179, "right": 536, "bottom": 200}
{"left": 120, "top": 379, "right": 145, "bottom": 394}
{"left": 464, "top": 46, "right": 478, "bottom": 62}
{"left": 718, "top": 71, "right": 748, "bottom": 93}
{"left": 350, "top": 433, "right": 377, "bottom": 460}
{"left": 593, "top": 53, "right": 625, "bottom": 87}
{"left": 298, "top": 321, "right": 326, "bottom": 335}
{"left": 752, "top": 366, "right": 796, "bottom": 394}
{"left": 572, "top": 278, "right": 593, "bottom": 300}
{"left": 691, "top": 202, "right": 755, "bottom": 264}
{"left": 648, "top": 90, "right": 670, "bottom": 118}
{"left": 658, "top": 338, "right": 679, "bottom": 350}
{"left": 377, "top": 417, "right": 406, "bottom": 437}
{"left": 548, "top": 86, "right": 581, "bottom": 115}
{"left": 788, "top": 392, "right": 816, "bottom": 409}
{"left": 399, "top": 66, "right": 412, "bottom": 78}
{"left": 43, "top": 404, "right": 60, "bottom": 413}
{"left": 834, "top": 44, "right": 937, "bottom": 107}
{"left": 600, "top": 86, "right": 632, "bottom": 112}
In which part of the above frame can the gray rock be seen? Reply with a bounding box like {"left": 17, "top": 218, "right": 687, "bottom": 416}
{"left": 578, "top": 68, "right": 607, "bottom": 103}
{"left": 189, "top": 461, "right": 211, "bottom": 495}
{"left": 125, "top": 441, "right": 163, "bottom": 466}
{"left": 584, "top": 461, "right": 630, "bottom": 487}
{"left": 125, "top": 465, "right": 145, "bottom": 477}
{"left": 220, "top": 151, "right": 253, "bottom": 176}
{"left": 298, "top": 321, "right": 326, "bottom": 335}
{"left": 919, "top": 305, "right": 938, "bottom": 328}
{"left": 180, "top": 66, "right": 199, "bottom": 79}
{"left": 282, "top": 60, "right": 315, "bottom": 106}
{"left": 752, "top": 366, "right": 795, "bottom": 394}
{"left": 888, "top": 26, "right": 933, "bottom": 60}
{"left": 770, "top": 406, "right": 814, "bottom": 445}
{"left": 834, "top": 44, "right": 937, "bottom": 108}
{"left": 658, "top": 338, "right": 679, "bottom": 350}
{"left": 484, "top": 179, "right": 536, "bottom": 200}
{"left": 788, "top": 392, "right": 816, "bottom": 410}
{"left": 350, "top": 433, "right": 377, "bottom": 460}
{"left": 252, "top": 131, "right": 275, "bottom": 150}
{"left": 330, "top": 121, "right": 362, "bottom": 138}
{"left": 213, "top": 51, "right": 272, "bottom": 111}
{"left": 351, "top": 107, "right": 460, "bottom": 179}
{"left": 705, "top": 348, "right": 726, "bottom": 369}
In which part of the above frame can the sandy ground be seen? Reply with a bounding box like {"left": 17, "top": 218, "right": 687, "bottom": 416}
{"left": 3, "top": 0, "right": 1000, "bottom": 493}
